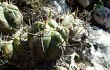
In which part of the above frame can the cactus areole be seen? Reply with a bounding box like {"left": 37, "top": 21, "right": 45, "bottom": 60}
{"left": 29, "top": 19, "right": 69, "bottom": 61}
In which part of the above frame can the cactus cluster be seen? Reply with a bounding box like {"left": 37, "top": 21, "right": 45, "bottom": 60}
{"left": 28, "top": 13, "right": 87, "bottom": 61}
{"left": 29, "top": 19, "right": 69, "bottom": 61}
{"left": 0, "top": 1, "right": 87, "bottom": 69}
{"left": 0, "top": 2, "right": 28, "bottom": 67}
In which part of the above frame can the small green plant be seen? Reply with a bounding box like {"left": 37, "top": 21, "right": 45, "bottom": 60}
{"left": 94, "top": 0, "right": 105, "bottom": 9}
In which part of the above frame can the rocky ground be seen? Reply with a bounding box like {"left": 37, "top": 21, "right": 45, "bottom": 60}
{"left": 0, "top": 0, "right": 110, "bottom": 70}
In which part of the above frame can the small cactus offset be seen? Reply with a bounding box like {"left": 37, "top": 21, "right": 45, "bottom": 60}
{"left": 2, "top": 40, "right": 13, "bottom": 59}
{"left": 0, "top": 26, "right": 29, "bottom": 67}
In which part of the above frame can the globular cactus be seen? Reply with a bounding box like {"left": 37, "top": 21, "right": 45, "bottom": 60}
{"left": 61, "top": 14, "right": 74, "bottom": 28}
{"left": 12, "top": 27, "right": 28, "bottom": 58}
{"left": 29, "top": 19, "right": 69, "bottom": 61}
{"left": 56, "top": 26, "right": 69, "bottom": 42}
{"left": 0, "top": 2, "right": 23, "bottom": 35}
{"left": 0, "top": 3, "right": 12, "bottom": 34}
{"left": 2, "top": 39, "right": 26, "bottom": 66}
{"left": 1, "top": 27, "right": 29, "bottom": 67}
{"left": 2, "top": 2, "right": 23, "bottom": 28}
{"left": 62, "top": 13, "right": 88, "bottom": 42}
{"left": 28, "top": 19, "right": 59, "bottom": 41}
{"left": 28, "top": 21, "right": 45, "bottom": 41}
{"left": 48, "top": 19, "right": 58, "bottom": 28}
{"left": 2, "top": 40, "right": 13, "bottom": 59}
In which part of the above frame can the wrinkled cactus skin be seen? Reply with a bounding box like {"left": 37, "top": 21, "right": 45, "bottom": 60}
{"left": 57, "top": 27, "right": 69, "bottom": 42}
{"left": 2, "top": 39, "right": 27, "bottom": 59}
{"left": 28, "top": 19, "right": 59, "bottom": 41}
{"left": 1, "top": 26, "right": 29, "bottom": 67}
{"left": 3, "top": 3, "right": 23, "bottom": 28}
{"left": 28, "top": 21, "right": 45, "bottom": 41}
{"left": 29, "top": 29, "right": 66, "bottom": 60}
{"left": 3, "top": 42, "right": 13, "bottom": 59}
{"left": 13, "top": 38, "right": 26, "bottom": 57}
{"left": 0, "top": 3, "right": 12, "bottom": 34}
{"left": 48, "top": 19, "right": 58, "bottom": 28}
{"left": 29, "top": 19, "right": 68, "bottom": 61}
{"left": 0, "top": 2, "right": 23, "bottom": 35}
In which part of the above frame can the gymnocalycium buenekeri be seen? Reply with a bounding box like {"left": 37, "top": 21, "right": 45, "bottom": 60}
{"left": 29, "top": 18, "right": 69, "bottom": 60}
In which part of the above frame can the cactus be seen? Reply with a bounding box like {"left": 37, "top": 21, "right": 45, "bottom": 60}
{"left": 48, "top": 19, "right": 58, "bottom": 28}
{"left": 29, "top": 19, "right": 69, "bottom": 61}
{"left": 28, "top": 19, "right": 59, "bottom": 41}
{"left": 12, "top": 27, "right": 28, "bottom": 57}
{"left": 29, "top": 28, "right": 66, "bottom": 60}
{"left": 0, "top": 1, "right": 88, "bottom": 68}
{"left": 0, "top": 2, "right": 23, "bottom": 35}
{"left": 0, "top": 27, "right": 29, "bottom": 67}
{"left": 62, "top": 14, "right": 74, "bottom": 28}
{"left": 3, "top": 2, "right": 23, "bottom": 28}
{"left": 2, "top": 39, "right": 26, "bottom": 66}
{"left": 0, "top": 3, "right": 12, "bottom": 34}
{"left": 13, "top": 37, "right": 26, "bottom": 56}
{"left": 57, "top": 26, "right": 69, "bottom": 42}
{"left": 28, "top": 21, "right": 45, "bottom": 41}
{"left": 2, "top": 40, "right": 13, "bottom": 59}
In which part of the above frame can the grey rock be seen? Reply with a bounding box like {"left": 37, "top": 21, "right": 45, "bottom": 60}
{"left": 82, "top": 28, "right": 110, "bottom": 70}
{"left": 67, "top": 25, "right": 110, "bottom": 70}
{"left": 48, "top": 0, "right": 69, "bottom": 14}
{"left": 93, "top": 6, "right": 110, "bottom": 29}
{"left": 42, "top": 0, "right": 70, "bottom": 18}
{"left": 77, "top": 0, "right": 92, "bottom": 8}
{"left": 105, "top": 0, "right": 110, "bottom": 9}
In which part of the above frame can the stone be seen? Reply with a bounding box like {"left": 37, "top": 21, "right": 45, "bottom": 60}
{"left": 105, "top": 0, "right": 110, "bottom": 9}
{"left": 77, "top": 0, "right": 92, "bottom": 8}
{"left": 48, "top": 0, "right": 69, "bottom": 14}
{"left": 93, "top": 6, "right": 110, "bottom": 29}
{"left": 42, "top": 0, "right": 70, "bottom": 18}
{"left": 80, "top": 27, "right": 110, "bottom": 70}
{"left": 66, "top": 26, "right": 110, "bottom": 70}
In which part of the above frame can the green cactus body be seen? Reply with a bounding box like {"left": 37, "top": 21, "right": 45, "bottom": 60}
{"left": 2, "top": 39, "right": 28, "bottom": 67}
{"left": 13, "top": 38, "right": 23, "bottom": 56}
{"left": 29, "top": 28, "right": 66, "bottom": 60}
{"left": 0, "top": 2, "right": 23, "bottom": 34}
{"left": 29, "top": 19, "right": 68, "bottom": 60}
{"left": 3, "top": 3, "right": 23, "bottom": 28}
{"left": 46, "top": 30, "right": 66, "bottom": 60}
{"left": 42, "top": 28, "right": 53, "bottom": 52}
{"left": 28, "top": 21, "right": 45, "bottom": 41}
{"left": 31, "top": 21, "right": 45, "bottom": 33}
{"left": 2, "top": 39, "right": 27, "bottom": 61}
{"left": 8, "top": 4, "right": 19, "bottom": 10}
{"left": 62, "top": 14, "right": 74, "bottom": 27}
{"left": 0, "top": 4, "right": 12, "bottom": 34}
{"left": 2, "top": 41, "right": 13, "bottom": 58}
{"left": 29, "top": 19, "right": 58, "bottom": 41}
{"left": 73, "top": 26, "right": 85, "bottom": 40}
{"left": 57, "top": 27, "right": 69, "bottom": 42}
{"left": 12, "top": 27, "right": 28, "bottom": 57}
{"left": 48, "top": 19, "right": 58, "bottom": 28}
{"left": 2, "top": 39, "right": 20, "bottom": 59}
